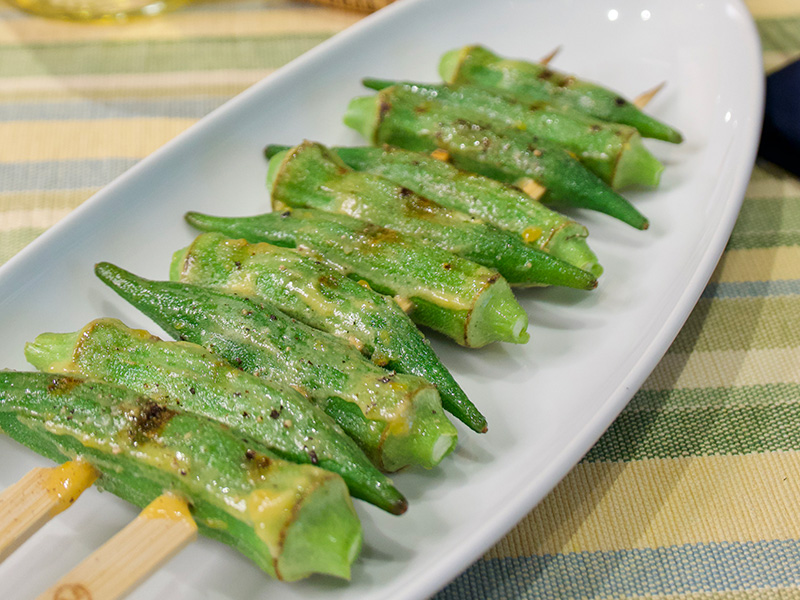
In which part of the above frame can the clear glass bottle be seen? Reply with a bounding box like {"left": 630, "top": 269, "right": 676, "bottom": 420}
{"left": 6, "top": 0, "right": 188, "bottom": 21}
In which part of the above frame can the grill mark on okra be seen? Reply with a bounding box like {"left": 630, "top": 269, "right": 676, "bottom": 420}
{"left": 129, "top": 401, "right": 178, "bottom": 443}
{"left": 46, "top": 375, "right": 83, "bottom": 395}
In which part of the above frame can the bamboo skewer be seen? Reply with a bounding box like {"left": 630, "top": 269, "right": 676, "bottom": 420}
{"left": 0, "top": 461, "right": 97, "bottom": 563}
{"left": 36, "top": 493, "right": 197, "bottom": 600}
{"left": 633, "top": 81, "right": 665, "bottom": 108}
{"left": 539, "top": 46, "right": 561, "bottom": 66}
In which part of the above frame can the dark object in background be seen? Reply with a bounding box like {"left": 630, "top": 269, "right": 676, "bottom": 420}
{"left": 758, "top": 59, "right": 800, "bottom": 177}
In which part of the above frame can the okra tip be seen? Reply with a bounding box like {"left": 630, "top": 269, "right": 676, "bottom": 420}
{"left": 343, "top": 95, "right": 380, "bottom": 143}
{"left": 264, "top": 144, "right": 291, "bottom": 159}
{"left": 438, "top": 47, "right": 466, "bottom": 83}
{"left": 361, "top": 77, "right": 395, "bottom": 91}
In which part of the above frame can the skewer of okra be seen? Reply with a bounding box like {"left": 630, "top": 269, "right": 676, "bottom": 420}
{"left": 95, "top": 262, "right": 458, "bottom": 472}
{"left": 184, "top": 209, "right": 530, "bottom": 348}
{"left": 25, "top": 318, "right": 408, "bottom": 515}
{"left": 0, "top": 371, "right": 362, "bottom": 581}
{"left": 344, "top": 88, "right": 649, "bottom": 229}
{"left": 266, "top": 141, "right": 597, "bottom": 290}
{"left": 170, "top": 233, "right": 488, "bottom": 433}
{"left": 360, "top": 78, "right": 663, "bottom": 190}
{"left": 265, "top": 143, "right": 602, "bottom": 277}
{"left": 439, "top": 45, "right": 683, "bottom": 143}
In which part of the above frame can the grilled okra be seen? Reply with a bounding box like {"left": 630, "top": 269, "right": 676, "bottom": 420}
{"left": 0, "top": 371, "right": 362, "bottom": 581}
{"left": 184, "top": 209, "right": 530, "bottom": 347}
{"left": 267, "top": 142, "right": 597, "bottom": 290}
{"left": 95, "top": 262, "right": 458, "bottom": 472}
{"left": 25, "top": 318, "right": 407, "bottom": 515}
{"left": 344, "top": 88, "right": 649, "bottom": 229}
{"left": 439, "top": 45, "right": 683, "bottom": 143}
{"left": 170, "top": 233, "right": 487, "bottom": 433}
{"left": 270, "top": 143, "right": 602, "bottom": 277}
{"left": 361, "top": 78, "right": 662, "bottom": 189}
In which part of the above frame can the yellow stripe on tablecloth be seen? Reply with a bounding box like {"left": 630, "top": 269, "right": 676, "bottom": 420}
{"left": 764, "top": 49, "right": 800, "bottom": 72}
{"left": 643, "top": 347, "right": 800, "bottom": 390}
{"left": 0, "top": 189, "right": 97, "bottom": 211}
{"left": 0, "top": 8, "right": 360, "bottom": 45}
{"left": 0, "top": 208, "right": 74, "bottom": 231}
{"left": 745, "top": 0, "right": 800, "bottom": 19}
{"left": 745, "top": 167, "right": 800, "bottom": 199}
{"left": 0, "top": 119, "right": 196, "bottom": 161}
{"left": 487, "top": 452, "right": 800, "bottom": 559}
{"left": 0, "top": 70, "right": 273, "bottom": 101}
{"left": 710, "top": 247, "right": 800, "bottom": 283}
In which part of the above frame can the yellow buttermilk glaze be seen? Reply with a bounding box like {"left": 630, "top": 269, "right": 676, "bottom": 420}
{"left": 140, "top": 493, "right": 193, "bottom": 523}
{"left": 522, "top": 226, "right": 543, "bottom": 244}
{"left": 45, "top": 460, "right": 98, "bottom": 516}
{"left": 245, "top": 487, "right": 299, "bottom": 556}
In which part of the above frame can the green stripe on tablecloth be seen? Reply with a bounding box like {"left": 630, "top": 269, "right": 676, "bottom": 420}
{"left": 726, "top": 196, "right": 800, "bottom": 250}
{"left": 435, "top": 540, "right": 800, "bottom": 600}
{"left": 582, "top": 385, "right": 800, "bottom": 462}
{"left": 666, "top": 296, "right": 800, "bottom": 353}
{"left": 0, "top": 227, "right": 46, "bottom": 265}
{"left": 757, "top": 17, "right": 800, "bottom": 52}
{"left": 0, "top": 34, "right": 331, "bottom": 78}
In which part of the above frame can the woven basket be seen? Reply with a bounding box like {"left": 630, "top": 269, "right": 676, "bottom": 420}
{"left": 303, "top": 0, "right": 395, "bottom": 12}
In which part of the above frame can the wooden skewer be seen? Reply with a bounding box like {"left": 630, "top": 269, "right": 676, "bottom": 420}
{"left": 37, "top": 493, "right": 197, "bottom": 600}
{"left": 633, "top": 81, "right": 665, "bottom": 109}
{"left": 0, "top": 461, "right": 98, "bottom": 563}
{"left": 539, "top": 46, "right": 561, "bottom": 66}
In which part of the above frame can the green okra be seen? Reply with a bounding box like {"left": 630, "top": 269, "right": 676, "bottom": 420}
{"left": 95, "top": 262, "right": 458, "bottom": 472}
{"left": 344, "top": 89, "right": 649, "bottom": 229}
{"left": 267, "top": 142, "right": 597, "bottom": 290}
{"left": 361, "top": 78, "right": 662, "bottom": 190}
{"left": 0, "top": 371, "right": 362, "bottom": 581}
{"left": 184, "top": 209, "right": 530, "bottom": 348}
{"left": 439, "top": 45, "right": 683, "bottom": 144}
{"left": 25, "top": 318, "right": 407, "bottom": 515}
{"left": 170, "top": 233, "right": 487, "bottom": 434}
{"left": 266, "top": 143, "right": 602, "bottom": 277}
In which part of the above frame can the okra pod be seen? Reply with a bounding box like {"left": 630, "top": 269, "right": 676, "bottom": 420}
{"left": 439, "top": 45, "right": 683, "bottom": 144}
{"left": 267, "top": 142, "right": 597, "bottom": 290}
{"left": 25, "top": 318, "right": 408, "bottom": 515}
{"left": 344, "top": 89, "right": 649, "bottom": 229}
{"left": 170, "top": 233, "right": 488, "bottom": 434}
{"left": 361, "top": 78, "right": 663, "bottom": 189}
{"left": 184, "top": 209, "right": 530, "bottom": 348}
{"left": 95, "top": 262, "right": 458, "bottom": 472}
{"left": 0, "top": 371, "right": 362, "bottom": 581}
{"left": 266, "top": 143, "right": 602, "bottom": 277}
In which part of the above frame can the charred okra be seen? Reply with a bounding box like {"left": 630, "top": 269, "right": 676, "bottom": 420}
{"left": 0, "top": 371, "right": 362, "bottom": 581}
{"left": 361, "top": 78, "right": 663, "bottom": 189}
{"left": 170, "top": 233, "right": 488, "bottom": 434}
{"left": 267, "top": 142, "right": 597, "bottom": 290}
{"left": 184, "top": 209, "right": 530, "bottom": 348}
{"left": 344, "top": 88, "right": 649, "bottom": 229}
{"left": 271, "top": 143, "right": 602, "bottom": 277}
{"left": 25, "top": 318, "right": 407, "bottom": 515}
{"left": 95, "top": 262, "right": 458, "bottom": 472}
{"left": 439, "top": 45, "right": 683, "bottom": 143}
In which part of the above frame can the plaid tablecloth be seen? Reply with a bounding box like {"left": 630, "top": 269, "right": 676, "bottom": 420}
{"left": 1, "top": 0, "right": 798, "bottom": 598}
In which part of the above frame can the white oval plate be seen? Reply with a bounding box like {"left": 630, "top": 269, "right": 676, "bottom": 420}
{"left": 0, "top": 0, "right": 763, "bottom": 598}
